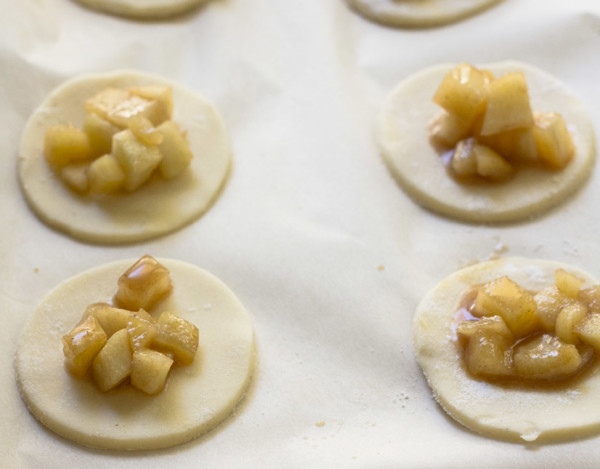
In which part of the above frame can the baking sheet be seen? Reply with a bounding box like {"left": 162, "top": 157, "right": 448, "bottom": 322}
{"left": 2, "top": 0, "right": 600, "bottom": 467}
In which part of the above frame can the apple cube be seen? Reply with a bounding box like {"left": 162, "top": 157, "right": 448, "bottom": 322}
{"left": 88, "top": 154, "right": 125, "bottom": 194}
{"left": 85, "top": 302, "right": 131, "bottom": 338}
{"left": 433, "top": 63, "right": 489, "bottom": 127}
{"left": 450, "top": 138, "right": 477, "bottom": 179}
{"left": 157, "top": 120, "right": 194, "bottom": 179}
{"left": 44, "top": 124, "right": 93, "bottom": 167}
{"left": 513, "top": 334, "right": 582, "bottom": 380}
{"left": 62, "top": 315, "right": 107, "bottom": 378}
{"left": 131, "top": 349, "right": 173, "bottom": 395}
{"left": 112, "top": 129, "right": 162, "bottom": 191}
{"left": 113, "top": 255, "right": 173, "bottom": 311}
{"left": 456, "top": 315, "right": 514, "bottom": 341}
{"left": 555, "top": 269, "right": 585, "bottom": 299}
{"left": 129, "top": 85, "right": 173, "bottom": 122}
{"left": 60, "top": 163, "right": 89, "bottom": 193}
{"left": 579, "top": 286, "right": 600, "bottom": 314}
{"left": 479, "top": 72, "right": 534, "bottom": 136}
{"left": 533, "top": 112, "right": 574, "bottom": 169}
{"left": 555, "top": 302, "right": 588, "bottom": 344}
{"left": 477, "top": 127, "right": 537, "bottom": 163}
{"left": 473, "top": 143, "right": 513, "bottom": 181}
{"left": 128, "top": 116, "right": 163, "bottom": 147}
{"left": 83, "top": 112, "right": 120, "bottom": 157}
{"left": 465, "top": 329, "right": 513, "bottom": 378}
{"left": 92, "top": 328, "right": 132, "bottom": 392}
{"left": 473, "top": 276, "right": 539, "bottom": 338}
{"left": 534, "top": 285, "right": 574, "bottom": 330}
{"left": 153, "top": 312, "right": 199, "bottom": 365}
{"left": 127, "top": 310, "right": 157, "bottom": 350}
{"left": 429, "top": 111, "right": 472, "bottom": 148}
{"left": 575, "top": 313, "right": 600, "bottom": 352}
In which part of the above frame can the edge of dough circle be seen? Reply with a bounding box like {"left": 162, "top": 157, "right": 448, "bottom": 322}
{"left": 346, "top": 0, "right": 503, "bottom": 28}
{"left": 15, "top": 258, "right": 255, "bottom": 451}
{"left": 413, "top": 257, "right": 600, "bottom": 443}
{"left": 72, "top": 0, "right": 207, "bottom": 19}
{"left": 18, "top": 69, "right": 230, "bottom": 244}
{"left": 378, "top": 61, "right": 595, "bottom": 223}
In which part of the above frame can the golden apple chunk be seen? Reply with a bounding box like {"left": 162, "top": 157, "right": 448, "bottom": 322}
{"left": 44, "top": 124, "right": 93, "bottom": 167}
{"left": 92, "top": 328, "right": 132, "bottom": 392}
{"left": 157, "top": 120, "right": 194, "bottom": 179}
{"left": 153, "top": 312, "right": 199, "bottom": 365}
{"left": 84, "top": 112, "right": 121, "bottom": 157}
{"left": 127, "top": 310, "right": 157, "bottom": 350}
{"left": 112, "top": 129, "right": 163, "bottom": 191}
{"left": 88, "top": 154, "right": 125, "bottom": 194}
{"left": 533, "top": 112, "right": 575, "bottom": 169}
{"left": 85, "top": 302, "right": 131, "bottom": 338}
{"left": 130, "top": 349, "right": 174, "bottom": 395}
{"left": 465, "top": 329, "right": 513, "bottom": 378}
{"left": 113, "top": 255, "right": 173, "bottom": 311}
{"left": 62, "top": 315, "right": 107, "bottom": 378}
{"left": 513, "top": 334, "right": 582, "bottom": 381}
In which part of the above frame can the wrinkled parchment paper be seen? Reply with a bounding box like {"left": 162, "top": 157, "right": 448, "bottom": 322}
{"left": 2, "top": 0, "right": 600, "bottom": 467}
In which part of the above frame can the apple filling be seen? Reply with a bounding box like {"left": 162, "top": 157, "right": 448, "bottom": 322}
{"left": 62, "top": 255, "right": 199, "bottom": 394}
{"left": 430, "top": 63, "right": 574, "bottom": 182}
{"left": 44, "top": 85, "right": 194, "bottom": 194}
{"left": 456, "top": 269, "right": 600, "bottom": 384}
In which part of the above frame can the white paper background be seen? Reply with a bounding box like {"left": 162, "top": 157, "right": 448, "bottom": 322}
{"left": 2, "top": 0, "right": 600, "bottom": 467}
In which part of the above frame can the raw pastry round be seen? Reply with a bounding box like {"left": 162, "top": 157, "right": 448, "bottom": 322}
{"left": 346, "top": 0, "right": 502, "bottom": 28}
{"left": 18, "top": 70, "right": 230, "bottom": 244}
{"left": 15, "top": 258, "right": 255, "bottom": 450}
{"left": 413, "top": 257, "right": 600, "bottom": 442}
{"left": 378, "top": 61, "right": 595, "bottom": 223}
{"left": 72, "top": 0, "right": 207, "bottom": 19}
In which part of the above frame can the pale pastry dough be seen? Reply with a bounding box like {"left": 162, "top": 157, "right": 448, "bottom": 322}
{"left": 15, "top": 258, "right": 255, "bottom": 451}
{"left": 413, "top": 257, "right": 600, "bottom": 443}
{"left": 18, "top": 70, "right": 230, "bottom": 244}
{"left": 72, "top": 0, "right": 207, "bottom": 19}
{"left": 378, "top": 61, "right": 595, "bottom": 223}
{"left": 346, "top": 0, "right": 502, "bottom": 28}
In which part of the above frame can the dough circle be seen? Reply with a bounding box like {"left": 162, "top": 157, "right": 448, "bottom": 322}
{"left": 72, "top": 0, "right": 207, "bottom": 19}
{"left": 18, "top": 70, "right": 230, "bottom": 244}
{"left": 15, "top": 258, "right": 255, "bottom": 451}
{"left": 413, "top": 257, "right": 600, "bottom": 443}
{"left": 346, "top": 0, "right": 502, "bottom": 28}
{"left": 378, "top": 61, "right": 595, "bottom": 223}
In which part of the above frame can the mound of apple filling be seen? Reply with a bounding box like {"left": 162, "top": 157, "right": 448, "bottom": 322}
{"left": 44, "top": 85, "right": 194, "bottom": 194}
{"left": 430, "top": 63, "right": 574, "bottom": 182}
{"left": 456, "top": 269, "right": 600, "bottom": 384}
{"left": 62, "top": 255, "right": 199, "bottom": 395}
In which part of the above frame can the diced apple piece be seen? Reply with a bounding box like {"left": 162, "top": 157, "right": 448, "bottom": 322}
{"left": 109, "top": 96, "right": 169, "bottom": 129}
{"left": 62, "top": 315, "right": 107, "bottom": 378}
{"left": 465, "top": 329, "right": 512, "bottom": 378}
{"left": 433, "top": 63, "right": 489, "bottom": 127}
{"left": 479, "top": 72, "right": 534, "bottom": 136}
{"left": 85, "top": 88, "right": 131, "bottom": 123}
{"left": 473, "top": 276, "right": 539, "bottom": 338}
{"left": 60, "top": 164, "right": 89, "bottom": 193}
{"left": 83, "top": 113, "right": 120, "bottom": 157}
{"left": 555, "top": 269, "right": 585, "bottom": 299}
{"left": 112, "top": 129, "right": 162, "bottom": 191}
{"left": 85, "top": 303, "right": 131, "bottom": 338}
{"left": 92, "top": 329, "right": 132, "bottom": 392}
{"left": 473, "top": 143, "right": 513, "bottom": 181}
{"left": 456, "top": 315, "right": 514, "bottom": 341}
{"left": 128, "top": 310, "right": 157, "bottom": 350}
{"left": 128, "top": 116, "right": 163, "bottom": 146}
{"left": 88, "top": 154, "right": 125, "bottom": 194}
{"left": 575, "top": 313, "right": 600, "bottom": 352}
{"left": 450, "top": 138, "right": 477, "bottom": 179}
{"left": 579, "top": 286, "right": 600, "bottom": 314}
{"left": 533, "top": 112, "right": 574, "bottom": 169}
{"left": 555, "top": 302, "right": 588, "bottom": 344}
{"left": 131, "top": 349, "right": 174, "bottom": 395}
{"left": 156, "top": 120, "right": 194, "bottom": 179}
{"left": 153, "top": 312, "right": 199, "bottom": 365}
{"left": 129, "top": 85, "right": 173, "bottom": 122}
{"left": 429, "top": 111, "right": 472, "bottom": 148}
{"left": 113, "top": 255, "right": 173, "bottom": 311}
{"left": 534, "top": 285, "right": 574, "bottom": 330}
{"left": 477, "top": 127, "right": 537, "bottom": 163}
{"left": 44, "top": 124, "right": 93, "bottom": 167}
{"left": 513, "top": 334, "right": 582, "bottom": 381}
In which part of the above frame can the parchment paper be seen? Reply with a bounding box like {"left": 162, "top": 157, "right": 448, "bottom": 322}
{"left": 2, "top": 0, "right": 600, "bottom": 467}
